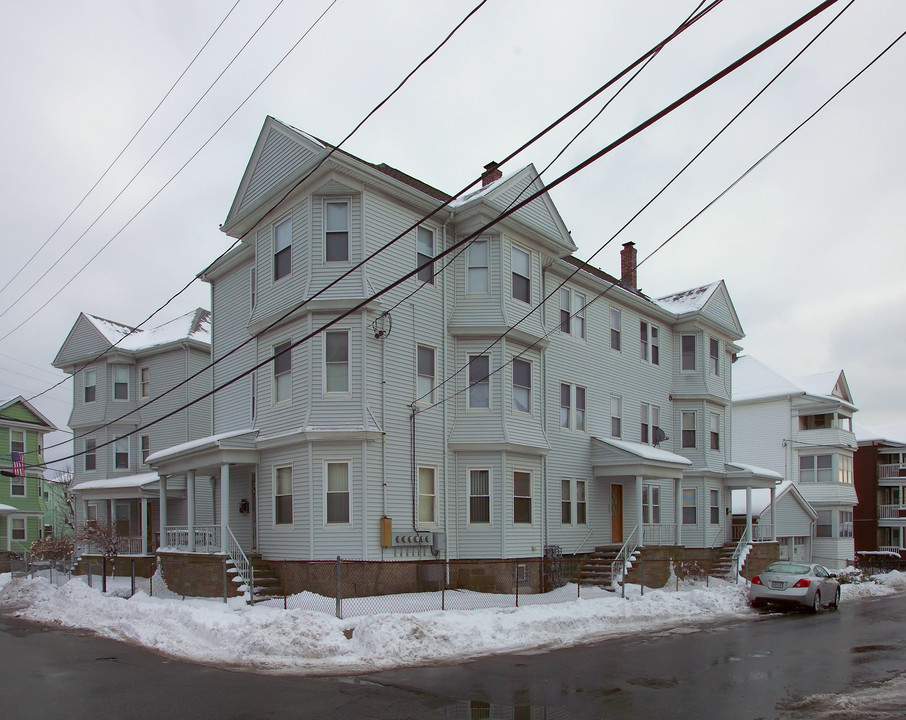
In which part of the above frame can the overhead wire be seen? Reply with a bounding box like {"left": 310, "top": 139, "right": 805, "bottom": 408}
{"left": 37, "top": 0, "right": 848, "bottom": 469}
{"left": 0, "top": 0, "right": 243, "bottom": 300}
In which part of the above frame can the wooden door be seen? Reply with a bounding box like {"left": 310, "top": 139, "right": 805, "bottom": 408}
{"left": 611, "top": 484, "right": 623, "bottom": 543}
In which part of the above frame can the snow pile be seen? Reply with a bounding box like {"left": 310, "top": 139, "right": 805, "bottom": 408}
{"left": 0, "top": 572, "right": 901, "bottom": 675}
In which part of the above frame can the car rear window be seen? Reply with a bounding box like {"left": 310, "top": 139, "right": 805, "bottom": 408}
{"left": 765, "top": 563, "right": 810, "bottom": 574}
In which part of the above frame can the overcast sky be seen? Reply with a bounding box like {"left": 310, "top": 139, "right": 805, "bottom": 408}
{"left": 1, "top": 0, "right": 904, "bottom": 465}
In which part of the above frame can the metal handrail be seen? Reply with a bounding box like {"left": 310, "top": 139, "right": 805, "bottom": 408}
{"left": 224, "top": 525, "right": 254, "bottom": 601}
{"left": 730, "top": 525, "right": 750, "bottom": 579}
{"left": 610, "top": 524, "right": 639, "bottom": 586}
{"left": 573, "top": 526, "right": 595, "bottom": 555}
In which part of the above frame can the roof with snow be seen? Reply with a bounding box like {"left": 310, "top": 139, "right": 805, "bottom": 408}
{"left": 592, "top": 436, "right": 692, "bottom": 465}
{"left": 72, "top": 473, "right": 161, "bottom": 493}
{"left": 655, "top": 281, "right": 722, "bottom": 314}
{"left": 733, "top": 356, "right": 856, "bottom": 410}
{"left": 854, "top": 422, "right": 906, "bottom": 447}
{"left": 86, "top": 308, "right": 211, "bottom": 352}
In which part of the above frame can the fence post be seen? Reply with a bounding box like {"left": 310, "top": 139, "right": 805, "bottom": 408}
{"left": 222, "top": 557, "right": 228, "bottom": 604}
{"left": 102, "top": 558, "right": 107, "bottom": 593}
{"left": 131, "top": 559, "right": 136, "bottom": 597}
{"left": 283, "top": 561, "right": 288, "bottom": 611}
{"left": 87, "top": 561, "right": 93, "bottom": 589}
{"left": 515, "top": 561, "right": 520, "bottom": 608}
{"left": 640, "top": 558, "right": 644, "bottom": 596}
{"left": 621, "top": 561, "right": 625, "bottom": 599}
{"left": 335, "top": 556, "right": 342, "bottom": 620}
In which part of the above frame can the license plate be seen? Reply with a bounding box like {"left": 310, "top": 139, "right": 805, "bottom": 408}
{"left": 771, "top": 581, "right": 784, "bottom": 589}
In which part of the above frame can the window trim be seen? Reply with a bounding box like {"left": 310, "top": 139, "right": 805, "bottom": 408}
{"left": 468, "top": 468, "right": 491, "bottom": 525}
{"left": 273, "top": 214, "right": 293, "bottom": 281}
{"left": 466, "top": 238, "right": 490, "bottom": 295}
{"left": 84, "top": 438, "right": 97, "bottom": 472}
{"left": 512, "top": 358, "right": 532, "bottom": 415}
{"left": 610, "top": 307, "right": 622, "bottom": 351}
{"left": 643, "top": 484, "right": 661, "bottom": 525}
{"left": 416, "top": 225, "right": 435, "bottom": 285}
{"left": 112, "top": 365, "right": 129, "bottom": 401}
{"left": 560, "top": 383, "right": 586, "bottom": 431}
{"left": 561, "top": 478, "right": 571, "bottom": 524}
{"left": 140, "top": 366, "right": 150, "bottom": 400}
{"left": 10, "top": 516, "right": 26, "bottom": 542}
{"left": 417, "top": 466, "right": 437, "bottom": 525}
{"left": 682, "top": 487, "right": 697, "bottom": 525}
{"left": 710, "top": 337, "right": 720, "bottom": 376}
{"left": 611, "top": 395, "right": 622, "bottom": 439}
{"left": 274, "top": 465, "right": 294, "bottom": 526}
{"left": 10, "top": 472, "right": 25, "bottom": 497}
{"left": 324, "top": 330, "right": 350, "bottom": 395}
{"left": 141, "top": 435, "right": 151, "bottom": 464}
{"left": 710, "top": 488, "right": 720, "bottom": 524}
{"left": 682, "top": 411, "right": 696, "bottom": 449}
{"left": 513, "top": 470, "right": 532, "bottom": 525}
{"left": 681, "top": 335, "right": 696, "bottom": 372}
{"left": 114, "top": 436, "right": 129, "bottom": 470}
{"left": 511, "top": 245, "right": 531, "bottom": 303}
{"left": 467, "top": 355, "right": 490, "bottom": 410}
{"left": 84, "top": 368, "right": 97, "bottom": 403}
{"left": 710, "top": 412, "right": 720, "bottom": 451}
{"left": 324, "top": 200, "right": 350, "bottom": 264}
{"left": 273, "top": 340, "right": 292, "bottom": 405}
{"left": 416, "top": 345, "right": 436, "bottom": 404}
{"left": 324, "top": 460, "right": 352, "bottom": 526}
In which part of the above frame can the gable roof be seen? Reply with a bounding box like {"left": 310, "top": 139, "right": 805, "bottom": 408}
{"left": 733, "top": 356, "right": 856, "bottom": 410}
{"left": 794, "top": 369, "right": 853, "bottom": 405}
{"left": 0, "top": 395, "right": 59, "bottom": 432}
{"left": 655, "top": 280, "right": 743, "bottom": 338}
{"left": 731, "top": 480, "right": 818, "bottom": 520}
{"left": 854, "top": 422, "right": 906, "bottom": 447}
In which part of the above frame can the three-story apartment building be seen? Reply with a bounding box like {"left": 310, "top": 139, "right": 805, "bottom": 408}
{"left": 147, "top": 117, "right": 774, "bottom": 575}
{"left": 53, "top": 309, "right": 211, "bottom": 556}
{"left": 853, "top": 423, "right": 906, "bottom": 557}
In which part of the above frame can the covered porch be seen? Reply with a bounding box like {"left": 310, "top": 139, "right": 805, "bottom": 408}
{"left": 146, "top": 429, "right": 259, "bottom": 557}
{"left": 591, "top": 436, "right": 692, "bottom": 548}
{"left": 725, "top": 461, "right": 784, "bottom": 544}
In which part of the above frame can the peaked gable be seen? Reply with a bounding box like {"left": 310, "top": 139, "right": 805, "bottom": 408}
{"left": 657, "top": 280, "right": 743, "bottom": 338}
{"left": 0, "top": 396, "right": 58, "bottom": 432}
{"left": 52, "top": 312, "right": 123, "bottom": 369}
{"left": 224, "top": 116, "right": 326, "bottom": 231}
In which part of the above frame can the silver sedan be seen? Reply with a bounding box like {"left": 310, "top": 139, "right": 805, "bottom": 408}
{"left": 749, "top": 562, "right": 841, "bottom": 612}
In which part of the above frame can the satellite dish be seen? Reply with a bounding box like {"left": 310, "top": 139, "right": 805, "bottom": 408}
{"left": 653, "top": 427, "right": 669, "bottom": 447}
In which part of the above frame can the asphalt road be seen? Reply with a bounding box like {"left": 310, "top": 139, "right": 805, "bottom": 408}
{"left": 1, "top": 593, "right": 904, "bottom": 719}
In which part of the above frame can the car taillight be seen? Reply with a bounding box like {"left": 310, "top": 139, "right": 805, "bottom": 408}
{"left": 751, "top": 576, "right": 763, "bottom": 586}
{"left": 792, "top": 578, "right": 811, "bottom": 588}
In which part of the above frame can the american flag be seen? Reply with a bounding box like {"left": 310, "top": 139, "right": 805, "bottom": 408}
{"left": 11, "top": 451, "right": 25, "bottom": 477}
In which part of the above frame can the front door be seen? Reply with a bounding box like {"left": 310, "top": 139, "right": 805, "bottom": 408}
{"left": 611, "top": 484, "right": 623, "bottom": 543}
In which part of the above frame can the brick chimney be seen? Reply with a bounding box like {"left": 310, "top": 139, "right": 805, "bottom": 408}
{"left": 621, "top": 242, "right": 637, "bottom": 289}
{"left": 481, "top": 161, "right": 503, "bottom": 187}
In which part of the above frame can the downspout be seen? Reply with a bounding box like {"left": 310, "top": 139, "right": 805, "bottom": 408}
{"left": 442, "top": 220, "right": 450, "bottom": 582}
{"left": 183, "top": 341, "right": 190, "bottom": 442}
{"left": 411, "top": 302, "right": 418, "bottom": 533}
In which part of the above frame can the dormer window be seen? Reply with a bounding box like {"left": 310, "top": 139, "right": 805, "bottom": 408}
{"left": 273, "top": 216, "right": 292, "bottom": 281}
{"left": 325, "top": 201, "right": 349, "bottom": 262}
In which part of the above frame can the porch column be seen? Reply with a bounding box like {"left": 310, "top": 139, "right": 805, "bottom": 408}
{"left": 769, "top": 485, "right": 776, "bottom": 541}
{"left": 221, "top": 463, "right": 230, "bottom": 553}
{"left": 140, "top": 496, "right": 148, "bottom": 556}
{"left": 159, "top": 474, "right": 168, "bottom": 548}
{"left": 675, "top": 479, "right": 682, "bottom": 546}
{"left": 187, "top": 469, "right": 196, "bottom": 553}
{"left": 745, "top": 485, "right": 753, "bottom": 542}
{"left": 636, "top": 475, "right": 644, "bottom": 546}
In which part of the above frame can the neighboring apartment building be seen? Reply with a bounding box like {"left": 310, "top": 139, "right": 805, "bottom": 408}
{"left": 732, "top": 356, "right": 858, "bottom": 568}
{"left": 853, "top": 423, "right": 906, "bottom": 557}
{"left": 52, "top": 309, "right": 211, "bottom": 556}
{"left": 146, "top": 116, "right": 775, "bottom": 574}
{"left": 0, "top": 396, "right": 57, "bottom": 553}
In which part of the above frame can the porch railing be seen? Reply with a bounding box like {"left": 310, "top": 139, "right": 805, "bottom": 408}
{"left": 77, "top": 536, "right": 148, "bottom": 556}
{"left": 164, "top": 525, "right": 221, "bottom": 553}
{"left": 752, "top": 524, "right": 774, "bottom": 542}
{"left": 224, "top": 526, "right": 255, "bottom": 601}
{"left": 643, "top": 523, "right": 677, "bottom": 546}
{"left": 611, "top": 524, "right": 639, "bottom": 586}
{"left": 879, "top": 546, "right": 904, "bottom": 554}
{"left": 879, "top": 505, "right": 906, "bottom": 520}
{"left": 878, "top": 463, "right": 906, "bottom": 480}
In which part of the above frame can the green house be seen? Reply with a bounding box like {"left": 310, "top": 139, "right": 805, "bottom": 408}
{"left": 0, "top": 396, "right": 58, "bottom": 553}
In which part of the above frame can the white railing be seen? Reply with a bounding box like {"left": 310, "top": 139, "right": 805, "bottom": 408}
{"left": 879, "top": 546, "right": 904, "bottom": 554}
{"left": 879, "top": 505, "right": 906, "bottom": 520}
{"left": 611, "top": 524, "right": 640, "bottom": 586}
{"left": 752, "top": 524, "right": 774, "bottom": 542}
{"left": 224, "top": 526, "right": 254, "bottom": 600}
{"left": 878, "top": 464, "right": 906, "bottom": 480}
{"left": 730, "top": 525, "right": 751, "bottom": 580}
{"left": 643, "top": 523, "right": 677, "bottom": 546}
{"left": 164, "top": 525, "right": 221, "bottom": 553}
{"left": 78, "top": 537, "right": 147, "bottom": 556}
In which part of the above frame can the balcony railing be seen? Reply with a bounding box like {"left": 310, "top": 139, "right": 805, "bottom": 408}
{"left": 878, "top": 464, "right": 906, "bottom": 480}
{"left": 164, "top": 525, "right": 221, "bottom": 552}
{"left": 643, "top": 523, "right": 678, "bottom": 545}
{"left": 879, "top": 546, "right": 904, "bottom": 555}
{"left": 879, "top": 505, "right": 906, "bottom": 520}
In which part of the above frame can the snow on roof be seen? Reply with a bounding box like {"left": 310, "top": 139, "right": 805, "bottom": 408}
{"left": 794, "top": 370, "right": 843, "bottom": 399}
{"left": 86, "top": 308, "right": 211, "bottom": 353}
{"left": 732, "top": 356, "right": 846, "bottom": 404}
{"left": 449, "top": 166, "right": 529, "bottom": 208}
{"left": 655, "top": 281, "right": 721, "bottom": 314}
{"left": 855, "top": 422, "right": 906, "bottom": 446}
{"left": 145, "top": 428, "right": 257, "bottom": 464}
{"left": 0, "top": 503, "right": 19, "bottom": 514}
{"left": 594, "top": 436, "right": 692, "bottom": 465}
{"left": 725, "top": 461, "right": 783, "bottom": 480}
{"left": 73, "top": 473, "right": 160, "bottom": 492}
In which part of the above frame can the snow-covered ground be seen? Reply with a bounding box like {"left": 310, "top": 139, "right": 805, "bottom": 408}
{"left": 1, "top": 570, "right": 904, "bottom": 677}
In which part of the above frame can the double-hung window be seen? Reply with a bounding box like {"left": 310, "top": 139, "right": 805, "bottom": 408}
{"left": 466, "top": 239, "right": 489, "bottom": 294}
{"left": 681, "top": 335, "right": 696, "bottom": 371}
{"left": 839, "top": 455, "right": 853, "bottom": 484}
{"left": 513, "top": 471, "right": 532, "bottom": 524}
{"left": 800, "top": 454, "right": 833, "bottom": 483}
{"left": 641, "top": 322, "right": 660, "bottom": 364}
{"left": 468, "top": 355, "right": 490, "bottom": 409}
{"left": 559, "top": 288, "right": 586, "bottom": 338}
{"left": 416, "top": 345, "right": 435, "bottom": 403}
{"left": 326, "top": 462, "right": 350, "bottom": 524}
{"left": 418, "top": 467, "right": 436, "bottom": 524}
{"left": 710, "top": 338, "right": 720, "bottom": 375}
{"left": 641, "top": 403, "right": 650, "bottom": 444}
{"left": 273, "top": 216, "right": 292, "bottom": 280}
{"left": 250, "top": 268, "right": 257, "bottom": 309}
{"left": 682, "top": 488, "right": 697, "bottom": 525}
{"left": 816, "top": 510, "right": 833, "bottom": 537}
{"left": 511, "top": 246, "right": 530, "bottom": 303}
{"left": 710, "top": 413, "right": 720, "bottom": 450}
{"left": 273, "top": 341, "right": 292, "bottom": 403}
{"left": 643, "top": 484, "right": 661, "bottom": 524}
{"left": 84, "top": 369, "right": 97, "bottom": 403}
{"left": 576, "top": 480, "right": 586, "bottom": 524}
{"left": 11, "top": 517, "right": 25, "bottom": 541}
{"left": 560, "top": 383, "right": 586, "bottom": 430}
{"left": 114, "top": 437, "right": 129, "bottom": 470}
{"left": 325, "top": 201, "right": 349, "bottom": 262}
{"left": 417, "top": 226, "right": 434, "bottom": 284}
{"left": 610, "top": 308, "right": 622, "bottom": 351}
{"left": 682, "top": 411, "right": 696, "bottom": 448}
{"left": 113, "top": 365, "right": 129, "bottom": 400}
{"left": 651, "top": 326, "right": 659, "bottom": 364}
{"left": 640, "top": 322, "right": 649, "bottom": 361}
{"left": 275, "top": 466, "right": 293, "bottom": 525}
{"left": 611, "top": 395, "right": 622, "bottom": 438}
{"left": 838, "top": 510, "right": 853, "bottom": 538}
{"left": 141, "top": 435, "right": 150, "bottom": 463}
{"left": 84, "top": 439, "right": 97, "bottom": 471}
{"left": 469, "top": 469, "right": 490, "bottom": 523}
{"left": 512, "top": 358, "right": 531, "bottom": 413}
{"left": 11, "top": 430, "right": 24, "bottom": 456}
{"left": 325, "top": 331, "right": 349, "bottom": 393}
{"left": 710, "top": 489, "right": 720, "bottom": 524}
{"left": 561, "top": 479, "right": 572, "bottom": 524}
{"left": 140, "top": 367, "right": 150, "bottom": 399}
